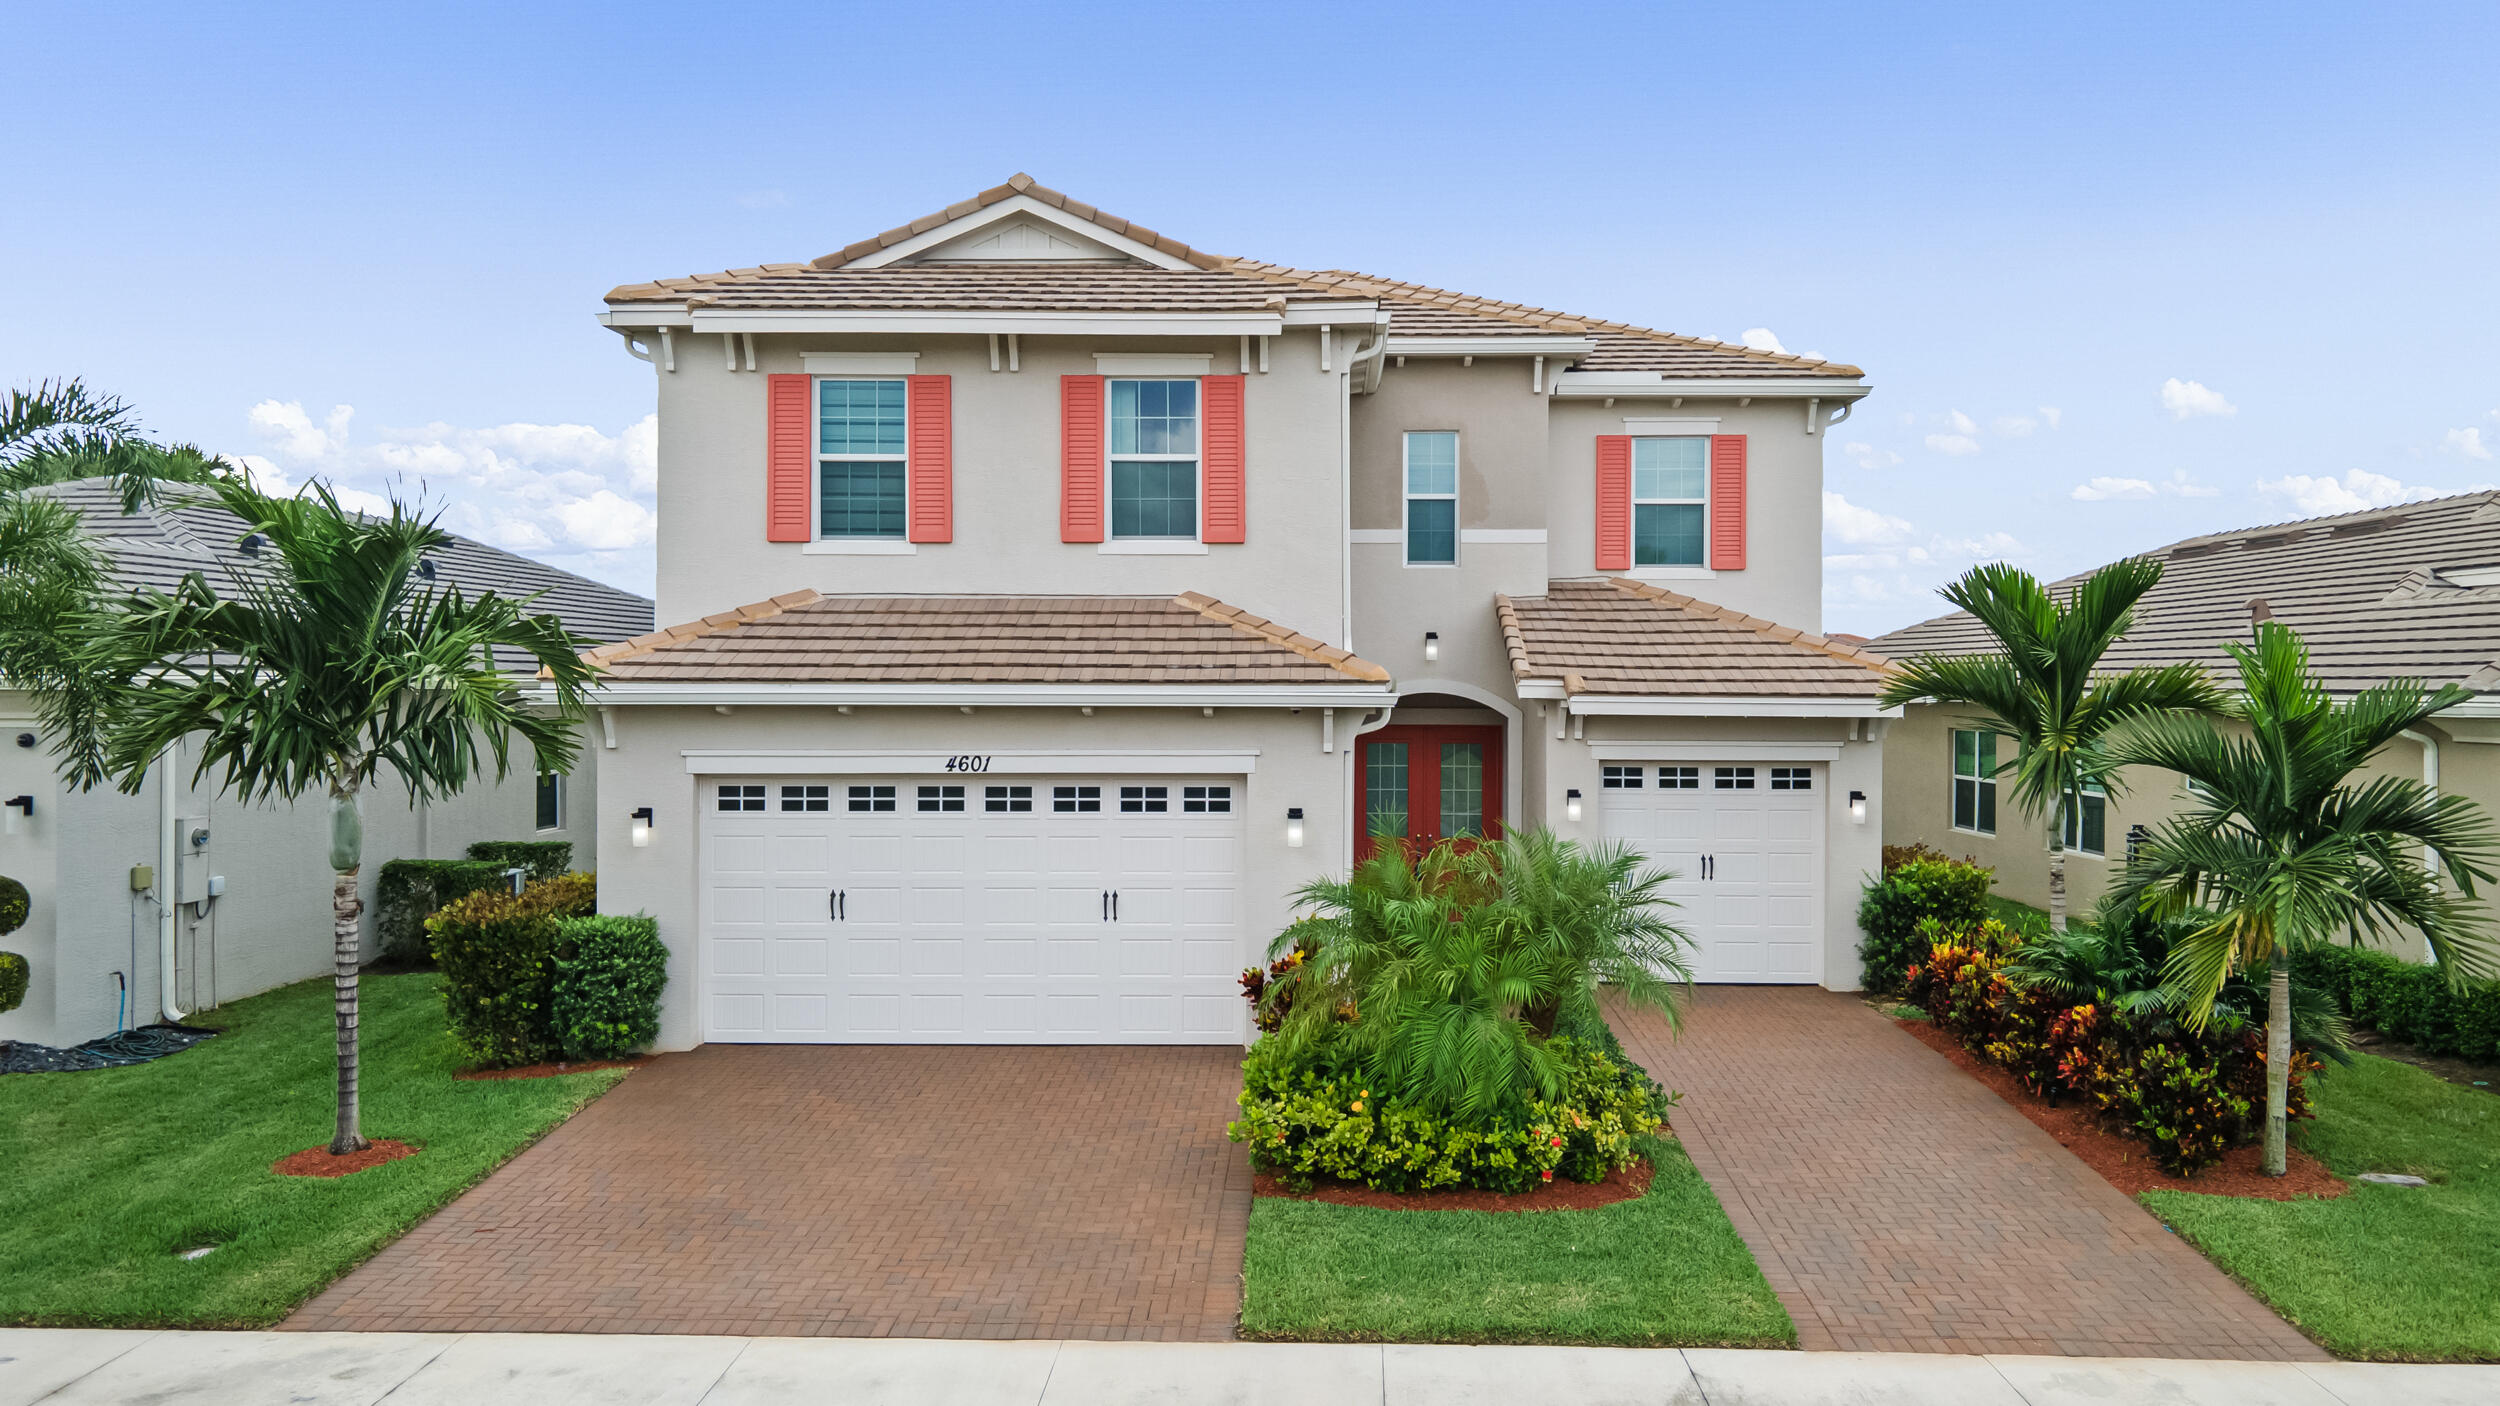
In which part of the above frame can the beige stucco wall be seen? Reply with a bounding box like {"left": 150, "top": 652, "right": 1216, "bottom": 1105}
{"left": 592, "top": 702, "right": 1363, "bottom": 1052}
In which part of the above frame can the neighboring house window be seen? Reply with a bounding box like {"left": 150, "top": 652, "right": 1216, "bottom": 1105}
{"left": 1952, "top": 729, "right": 1998, "bottom": 834}
{"left": 1404, "top": 431, "right": 1458, "bottom": 565}
{"left": 534, "top": 771, "right": 563, "bottom": 831}
{"left": 1632, "top": 437, "right": 1708, "bottom": 567}
{"left": 2061, "top": 782, "right": 2108, "bottom": 857}
{"left": 817, "top": 378, "right": 907, "bottom": 538}
{"left": 1109, "top": 379, "right": 1199, "bottom": 538}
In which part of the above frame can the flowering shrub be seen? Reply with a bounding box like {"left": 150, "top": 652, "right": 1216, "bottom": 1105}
{"left": 1227, "top": 1035, "right": 1656, "bottom": 1194}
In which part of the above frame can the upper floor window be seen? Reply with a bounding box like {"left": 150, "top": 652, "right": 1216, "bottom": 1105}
{"left": 1952, "top": 728, "right": 1997, "bottom": 835}
{"left": 1404, "top": 431, "right": 1458, "bottom": 565}
{"left": 1632, "top": 437, "right": 1708, "bottom": 567}
{"left": 818, "top": 379, "right": 907, "bottom": 539}
{"left": 1110, "top": 379, "right": 1198, "bottom": 539}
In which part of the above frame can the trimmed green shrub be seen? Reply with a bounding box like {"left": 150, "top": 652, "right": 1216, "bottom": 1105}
{"left": 466, "top": 840, "right": 573, "bottom": 883}
{"left": 375, "top": 859, "right": 505, "bottom": 965}
{"left": 0, "top": 874, "right": 27, "bottom": 936}
{"left": 2294, "top": 944, "right": 2500, "bottom": 1063}
{"left": 0, "top": 950, "right": 26, "bottom": 1015}
{"left": 1857, "top": 856, "right": 1994, "bottom": 993}
{"left": 1228, "top": 1035, "right": 1659, "bottom": 1194}
{"left": 550, "top": 913, "right": 666, "bottom": 1060}
{"left": 429, "top": 871, "right": 596, "bottom": 1068}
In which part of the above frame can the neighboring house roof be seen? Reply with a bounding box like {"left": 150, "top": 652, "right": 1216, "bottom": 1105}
{"left": 33, "top": 478, "right": 656, "bottom": 669}
{"left": 1496, "top": 578, "right": 1893, "bottom": 698}
{"left": 1869, "top": 491, "right": 2500, "bottom": 696}
{"left": 578, "top": 590, "right": 1391, "bottom": 686}
{"left": 604, "top": 173, "right": 1863, "bottom": 382}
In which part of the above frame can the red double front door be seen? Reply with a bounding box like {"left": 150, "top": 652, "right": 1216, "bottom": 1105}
{"left": 1355, "top": 724, "right": 1504, "bottom": 860}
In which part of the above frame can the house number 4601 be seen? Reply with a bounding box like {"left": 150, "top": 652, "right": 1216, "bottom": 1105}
{"left": 942, "top": 755, "right": 993, "bottom": 773}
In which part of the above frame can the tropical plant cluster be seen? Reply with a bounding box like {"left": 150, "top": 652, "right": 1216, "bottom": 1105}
{"left": 2295, "top": 944, "right": 2500, "bottom": 1064}
{"left": 428, "top": 874, "right": 664, "bottom": 1066}
{"left": 376, "top": 860, "right": 508, "bottom": 965}
{"left": 0, "top": 873, "right": 26, "bottom": 1015}
{"left": 1226, "top": 828, "right": 1690, "bottom": 1193}
{"left": 465, "top": 840, "right": 574, "bottom": 882}
{"left": 1901, "top": 914, "right": 2319, "bottom": 1175}
{"left": 1856, "top": 853, "right": 1994, "bottom": 993}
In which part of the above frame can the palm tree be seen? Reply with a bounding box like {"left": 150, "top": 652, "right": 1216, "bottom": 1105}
{"left": 1880, "top": 560, "right": 2220, "bottom": 931}
{"left": 35, "top": 478, "right": 598, "bottom": 1154}
{"left": 2103, "top": 622, "right": 2499, "bottom": 1175}
{"left": 2, "top": 378, "right": 235, "bottom": 511}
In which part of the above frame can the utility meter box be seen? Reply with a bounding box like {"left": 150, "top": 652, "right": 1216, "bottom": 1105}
{"left": 176, "top": 817, "right": 212, "bottom": 904}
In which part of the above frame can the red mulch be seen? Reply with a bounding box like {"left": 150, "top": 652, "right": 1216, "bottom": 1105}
{"left": 1893, "top": 1016, "right": 2347, "bottom": 1201}
{"left": 1253, "top": 1156, "right": 1655, "bottom": 1212}
{"left": 272, "top": 1139, "right": 420, "bottom": 1178}
{"left": 455, "top": 1057, "right": 648, "bottom": 1081}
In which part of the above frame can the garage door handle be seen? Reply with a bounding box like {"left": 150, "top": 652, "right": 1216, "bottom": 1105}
{"left": 829, "top": 889, "right": 845, "bottom": 921}
{"left": 1111, "top": 890, "right": 1119, "bottom": 922}
{"left": 1102, "top": 890, "right": 1109, "bottom": 921}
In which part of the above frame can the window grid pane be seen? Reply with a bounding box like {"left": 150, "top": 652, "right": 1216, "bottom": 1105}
{"left": 1660, "top": 766, "right": 1700, "bottom": 789}
{"left": 1769, "top": 767, "right": 1813, "bottom": 791}
{"left": 820, "top": 461, "right": 906, "bottom": 538}
{"left": 1109, "top": 379, "right": 1198, "bottom": 455}
{"left": 718, "top": 784, "right": 765, "bottom": 812}
{"left": 1119, "top": 785, "right": 1168, "bottom": 813}
{"left": 1110, "top": 460, "right": 1198, "bottom": 538}
{"left": 1406, "top": 497, "right": 1456, "bottom": 564}
{"left": 1602, "top": 764, "right": 1643, "bottom": 790}
{"left": 1052, "top": 785, "right": 1101, "bottom": 813}
{"left": 1633, "top": 502, "right": 1706, "bottom": 566}
{"left": 779, "top": 784, "right": 830, "bottom": 812}
{"left": 1440, "top": 743, "right": 1484, "bottom": 837}
{"left": 1183, "top": 784, "right": 1232, "bottom": 814}
{"left": 847, "top": 784, "right": 896, "bottom": 813}
{"left": 916, "top": 784, "right": 965, "bottom": 813}
{"left": 817, "top": 379, "right": 905, "bottom": 455}
{"left": 1405, "top": 432, "right": 1458, "bottom": 495}
{"left": 1365, "top": 744, "right": 1408, "bottom": 838}
{"left": 1715, "top": 766, "right": 1755, "bottom": 790}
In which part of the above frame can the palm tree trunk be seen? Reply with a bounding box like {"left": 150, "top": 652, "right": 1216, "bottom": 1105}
{"left": 2046, "top": 811, "right": 2069, "bottom": 934}
{"left": 328, "top": 788, "right": 368, "bottom": 1156}
{"left": 2264, "top": 946, "right": 2291, "bottom": 1177}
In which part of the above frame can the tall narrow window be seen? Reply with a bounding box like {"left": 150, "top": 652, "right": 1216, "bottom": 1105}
{"left": 2060, "top": 782, "right": 2107, "bottom": 856}
{"left": 1109, "top": 379, "right": 1199, "bottom": 538}
{"left": 534, "top": 771, "right": 563, "bottom": 831}
{"left": 817, "top": 379, "right": 907, "bottom": 538}
{"left": 1952, "top": 729, "right": 1998, "bottom": 835}
{"left": 1632, "top": 437, "right": 1708, "bottom": 567}
{"left": 1440, "top": 742, "right": 1484, "bottom": 837}
{"left": 1364, "top": 743, "right": 1409, "bottom": 839}
{"left": 1404, "top": 431, "right": 1457, "bottom": 565}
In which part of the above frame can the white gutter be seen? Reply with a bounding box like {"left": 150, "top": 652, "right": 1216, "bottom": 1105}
{"left": 599, "top": 308, "right": 1287, "bottom": 338}
{"left": 1552, "top": 373, "right": 1873, "bottom": 400}
{"left": 1514, "top": 689, "right": 1901, "bottom": 720}
{"left": 156, "top": 741, "right": 184, "bottom": 1023}
{"left": 557, "top": 682, "right": 1397, "bottom": 709}
{"left": 1383, "top": 335, "right": 1596, "bottom": 358}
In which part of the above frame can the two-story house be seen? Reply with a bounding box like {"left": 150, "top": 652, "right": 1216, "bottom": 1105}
{"left": 581, "top": 175, "right": 1894, "bottom": 1051}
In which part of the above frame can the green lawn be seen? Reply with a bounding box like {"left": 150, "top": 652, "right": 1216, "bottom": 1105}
{"left": 0, "top": 971, "right": 625, "bottom": 1327}
{"left": 1240, "top": 1135, "right": 1794, "bottom": 1347}
{"left": 2145, "top": 1053, "right": 2500, "bottom": 1361}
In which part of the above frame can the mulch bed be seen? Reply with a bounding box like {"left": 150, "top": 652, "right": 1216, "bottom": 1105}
{"left": 1894, "top": 1016, "right": 2347, "bottom": 1201}
{"left": 1253, "top": 1156, "right": 1655, "bottom": 1212}
{"left": 455, "top": 1057, "right": 648, "bottom": 1081}
{"left": 272, "top": 1139, "right": 420, "bottom": 1178}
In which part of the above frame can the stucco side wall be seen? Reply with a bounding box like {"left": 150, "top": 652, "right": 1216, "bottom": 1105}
{"left": 648, "top": 331, "right": 1348, "bottom": 643}
{"left": 1544, "top": 397, "right": 1826, "bottom": 632}
{"left": 593, "top": 703, "right": 1360, "bottom": 1052}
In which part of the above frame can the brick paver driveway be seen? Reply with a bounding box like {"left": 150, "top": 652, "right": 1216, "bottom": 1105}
{"left": 1614, "top": 987, "right": 2326, "bottom": 1360}
{"left": 287, "top": 1045, "right": 1249, "bottom": 1340}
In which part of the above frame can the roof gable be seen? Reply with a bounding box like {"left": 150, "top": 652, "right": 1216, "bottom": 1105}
{"left": 811, "top": 174, "right": 1221, "bottom": 273}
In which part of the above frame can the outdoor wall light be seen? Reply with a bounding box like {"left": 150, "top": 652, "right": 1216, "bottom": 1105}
{"left": 1565, "top": 788, "right": 1583, "bottom": 823}
{"left": 1285, "top": 807, "right": 1305, "bottom": 849}
{"left": 1848, "top": 790, "right": 1868, "bottom": 826}
{"left": 1423, "top": 630, "right": 1439, "bottom": 663}
{"left": 13, "top": 732, "right": 34, "bottom": 749}
{"left": 629, "top": 806, "right": 654, "bottom": 848}
{"left": 3, "top": 795, "right": 32, "bottom": 836}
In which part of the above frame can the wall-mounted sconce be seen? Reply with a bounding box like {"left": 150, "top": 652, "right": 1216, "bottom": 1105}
{"left": 3, "top": 795, "right": 32, "bottom": 836}
{"left": 12, "top": 732, "right": 34, "bottom": 749}
{"left": 1848, "top": 790, "right": 1867, "bottom": 826}
{"left": 629, "top": 806, "right": 654, "bottom": 848}
{"left": 1422, "top": 631, "right": 1439, "bottom": 663}
{"left": 1565, "top": 788, "right": 1582, "bottom": 823}
{"left": 1285, "top": 807, "right": 1305, "bottom": 849}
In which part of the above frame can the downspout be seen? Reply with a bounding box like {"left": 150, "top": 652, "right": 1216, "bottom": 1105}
{"left": 2401, "top": 727, "right": 2442, "bottom": 963}
{"left": 157, "top": 741, "right": 185, "bottom": 1022}
{"left": 1339, "top": 321, "right": 1390, "bottom": 655}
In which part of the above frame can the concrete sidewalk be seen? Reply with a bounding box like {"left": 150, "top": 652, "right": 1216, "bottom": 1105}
{"left": 4, "top": 1330, "right": 2493, "bottom": 1406}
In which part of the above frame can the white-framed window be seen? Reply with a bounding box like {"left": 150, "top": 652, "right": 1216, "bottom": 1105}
{"left": 816, "top": 378, "right": 908, "bottom": 539}
{"left": 1660, "top": 765, "right": 1700, "bottom": 789}
{"left": 1714, "top": 766, "right": 1755, "bottom": 790}
{"left": 2060, "top": 781, "right": 2107, "bottom": 857}
{"left": 1404, "top": 431, "right": 1458, "bottom": 565}
{"left": 534, "top": 771, "right": 564, "bottom": 831}
{"left": 1053, "top": 784, "right": 1102, "bottom": 813}
{"left": 1601, "top": 764, "right": 1644, "bottom": 789}
{"left": 780, "top": 784, "right": 830, "bottom": 812}
{"left": 1952, "top": 729, "right": 1998, "bottom": 835}
{"left": 1769, "top": 767, "right": 1813, "bottom": 791}
{"left": 1109, "top": 379, "right": 1199, "bottom": 539}
{"left": 916, "top": 784, "right": 967, "bottom": 813}
{"left": 846, "top": 784, "right": 897, "bottom": 813}
{"left": 1632, "top": 437, "right": 1709, "bottom": 568}
{"left": 717, "top": 784, "right": 765, "bottom": 812}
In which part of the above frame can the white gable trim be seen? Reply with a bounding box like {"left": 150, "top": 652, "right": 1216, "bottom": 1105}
{"left": 843, "top": 194, "right": 1198, "bottom": 272}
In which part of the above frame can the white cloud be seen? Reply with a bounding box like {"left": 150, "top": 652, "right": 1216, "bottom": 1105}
{"left": 1924, "top": 433, "right": 1981, "bottom": 456}
{"left": 2256, "top": 469, "right": 2445, "bottom": 516}
{"left": 2160, "top": 378, "right": 2237, "bottom": 420}
{"left": 2442, "top": 427, "right": 2492, "bottom": 461}
{"left": 2070, "top": 470, "right": 2219, "bottom": 501}
{"left": 1822, "top": 491, "right": 1914, "bottom": 546}
{"left": 1946, "top": 410, "right": 1979, "bottom": 436}
{"left": 1842, "top": 441, "right": 1902, "bottom": 471}
{"left": 247, "top": 400, "right": 353, "bottom": 460}
{"left": 2038, "top": 406, "right": 2063, "bottom": 430}
{"left": 1992, "top": 415, "right": 2037, "bottom": 438}
{"left": 553, "top": 490, "right": 658, "bottom": 550}
{"left": 1740, "top": 327, "right": 1786, "bottom": 354}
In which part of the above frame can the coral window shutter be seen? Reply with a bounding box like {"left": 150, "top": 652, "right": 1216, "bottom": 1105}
{"left": 764, "top": 373, "right": 812, "bottom": 543}
{"left": 1201, "top": 374, "right": 1246, "bottom": 543}
{"left": 905, "top": 374, "right": 952, "bottom": 543}
{"left": 1593, "top": 435, "right": 1632, "bottom": 572}
{"left": 1708, "top": 434, "right": 1748, "bottom": 570}
{"left": 1061, "top": 374, "right": 1106, "bottom": 543}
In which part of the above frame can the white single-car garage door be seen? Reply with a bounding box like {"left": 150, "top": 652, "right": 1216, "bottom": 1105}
{"left": 1598, "top": 762, "right": 1824, "bottom": 984}
{"left": 701, "top": 775, "right": 1247, "bottom": 1044}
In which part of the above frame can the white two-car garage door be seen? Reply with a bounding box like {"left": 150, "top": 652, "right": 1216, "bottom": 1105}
{"left": 701, "top": 776, "right": 1246, "bottom": 1044}
{"left": 1598, "top": 763, "right": 1825, "bottom": 984}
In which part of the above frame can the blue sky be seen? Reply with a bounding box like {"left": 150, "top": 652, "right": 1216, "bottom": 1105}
{"left": 7, "top": 1, "right": 2496, "bottom": 635}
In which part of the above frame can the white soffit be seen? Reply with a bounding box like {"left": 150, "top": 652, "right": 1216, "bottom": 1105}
{"left": 1094, "top": 352, "right": 1214, "bottom": 376}
{"left": 1622, "top": 417, "right": 1720, "bottom": 435}
{"left": 802, "top": 351, "right": 920, "bottom": 374}
{"left": 683, "top": 749, "right": 1261, "bottom": 776}
{"left": 1592, "top": 742, "right": 1844, "bottom": 763}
